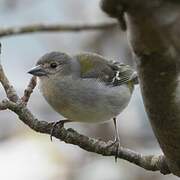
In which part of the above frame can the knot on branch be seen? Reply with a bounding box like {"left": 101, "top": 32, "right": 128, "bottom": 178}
{"left": 101, "top": 0, "right": 125, "bottom": 18}
{"left": 101, "top": 0, "right": 127, "bottom": 30}
{"left": 157, "top": 155, "right": 171, "bottom": 175}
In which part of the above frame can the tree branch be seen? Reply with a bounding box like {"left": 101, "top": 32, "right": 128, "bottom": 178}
{"left": 0, "top": 22, "right": 118, "bottom": 38}
{"left": 0, "top": 99, "right": 170, "bottom": 175}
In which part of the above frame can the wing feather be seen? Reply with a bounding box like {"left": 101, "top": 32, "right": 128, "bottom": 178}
{"left": 74, "top": 53, "right": 138, "bottom": 86}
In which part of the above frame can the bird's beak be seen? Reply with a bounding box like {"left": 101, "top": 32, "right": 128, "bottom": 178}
{"left": 28, "top": 65, "right": 47, "bottom": 77}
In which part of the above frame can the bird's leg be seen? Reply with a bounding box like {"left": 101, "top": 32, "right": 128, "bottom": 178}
{"left": 113, "top": 117, "right": 121, "bottom": 162}
{"left": 107, "top": 117, "right": 120, "bottom": 162}
{"left": 50, "top": 119, "right": 72, "bottom": 141}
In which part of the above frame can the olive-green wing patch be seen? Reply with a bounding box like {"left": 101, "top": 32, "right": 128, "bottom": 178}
{"left": 78, "top": 54, "right": 96, "bottom": 75}
{"left": 75, "top": 53, "right": 114, "bottom": 80}
{"left": 75, "top": 53, "right": 138, "bottom": 87}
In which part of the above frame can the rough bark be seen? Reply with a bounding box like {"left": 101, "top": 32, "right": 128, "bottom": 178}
{"left": 101, "top": 0, "right": 180, "bottom": 176}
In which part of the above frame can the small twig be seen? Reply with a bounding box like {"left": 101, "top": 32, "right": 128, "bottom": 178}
{"left": 21, "top": 76, "right": 37, "bottom": 105}
{"left": 0, "top": 65, "right": 18, "bottom": 102}
{"left": 0, "top": 22, "right": 118, "bottom": 38}
{"left": 0, "top": 43, "right": 18, "bottom": 102}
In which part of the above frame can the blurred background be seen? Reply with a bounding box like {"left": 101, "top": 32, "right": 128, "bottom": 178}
{"left": 0, "top": 0, "right": 178, "bottom": 180}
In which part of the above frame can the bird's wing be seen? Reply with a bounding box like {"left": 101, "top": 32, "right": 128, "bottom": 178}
{"left": 74, "top": 52, "right": 138, "bottom": 86}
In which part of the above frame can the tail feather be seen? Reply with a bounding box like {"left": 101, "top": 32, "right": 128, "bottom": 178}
{"left": 129, "top": 71, "right": 139, "bottom": 85}
{"left": 110, "top": 62, "right": 139, "bottom": 86}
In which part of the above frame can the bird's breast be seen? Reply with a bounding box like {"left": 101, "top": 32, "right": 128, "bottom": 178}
{"left": 39, "top": 76, "right": 132, "bottom": 123}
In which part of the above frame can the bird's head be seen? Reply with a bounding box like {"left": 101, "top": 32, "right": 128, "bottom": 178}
{"left": 28, "top": 52, "right": 72, "bottom": 79}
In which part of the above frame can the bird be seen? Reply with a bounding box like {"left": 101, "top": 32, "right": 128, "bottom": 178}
{"left": 28, "top": 51, "right": 138, "bottom": 160}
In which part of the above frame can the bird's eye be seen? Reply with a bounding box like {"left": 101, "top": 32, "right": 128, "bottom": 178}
{"left": 50, "top": 63, "right": 57, "bottom": 68}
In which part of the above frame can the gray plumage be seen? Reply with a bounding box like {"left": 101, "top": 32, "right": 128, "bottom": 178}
{"left": 29, "top": 52, "right": 138, "bottom": 123}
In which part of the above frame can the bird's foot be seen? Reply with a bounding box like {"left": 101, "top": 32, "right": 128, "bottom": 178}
{"left": 106, "top": 137, "right": 120, "bottom": 162}
{"left": 50, "top": 119, "right": 71, "bottom": 141}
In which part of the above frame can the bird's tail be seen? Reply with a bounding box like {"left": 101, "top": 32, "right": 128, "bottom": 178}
{"left": 129, "top": 71, "right": 139, "bottom": 85}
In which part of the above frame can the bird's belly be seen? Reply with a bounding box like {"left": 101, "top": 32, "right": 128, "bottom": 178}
{"left": 40, "top": 77, "right": 132, "bottom": 123}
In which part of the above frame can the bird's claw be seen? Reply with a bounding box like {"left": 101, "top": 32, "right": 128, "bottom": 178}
{"left": 106, "top": 138, "right": 120, "bottom": 162}
{"left": 50, "top": 119, "right": 71, "bottom": 141}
